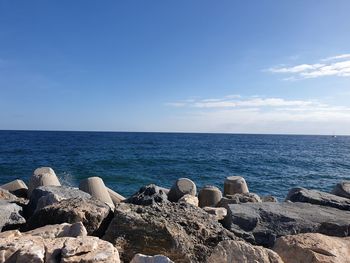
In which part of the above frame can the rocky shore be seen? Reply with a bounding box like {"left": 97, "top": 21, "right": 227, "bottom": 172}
{"left": 0, "top": 168, "right": 350, "bottom": 263}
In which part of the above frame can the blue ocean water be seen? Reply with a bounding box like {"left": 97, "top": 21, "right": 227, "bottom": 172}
{"left": 0, "top": 131, "right": 349, "bottom": 199}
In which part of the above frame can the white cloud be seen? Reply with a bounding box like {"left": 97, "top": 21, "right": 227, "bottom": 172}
{"left": 267, "top": 54, "right": 350, "bottom": 79}
{"left": 164, "top": 95, "right": 350, "bottom": 134}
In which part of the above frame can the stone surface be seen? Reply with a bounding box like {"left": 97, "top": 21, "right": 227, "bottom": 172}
{"left": 332, "top": 181, "right": 350, "bottom": 199}
{"left": 178, "top": 194, "right": 198, "bottom": 206}
{"left": 130, "top": 254, "right": 174, "bottom": 263}
{"left": 26, "top": 185, "right": 91, "bottom": 216}
{"left": 107, "top": 187, "right": 125, "bottom": 205}
{"left": 273, "top": 233, "right": 350, "bottom": 263}
{"left": 286, "top": 187, "right": 350, "bottom": 211}
{"left": 224, "top": 176, "right": 249, "bottom": 196}
{"left": 79, "top": 177, "right": 115, "bottom": 209}
{"left": 26, "top": 222, "right": 87, "bottom": 239}
{"left": 222, "top": 202, "right": 350, "bottom": 247}
{"left": 198, "top": 185, "right": 222, "bottom": 208}
{"left": 217, "top": 192, "right": 261, "bottom": 207}
{"left": 0, "top": 179, "right": 28, "bottom": 198}
{"left": 126, "top": 184, "right": 169, "bottom": 206}
{"left": 262, "top": 195, "right": 278, "bottom": 202}
{"left": 26, "top": 197, "right": 113, "bottom": 236}
{"left": 207, "top": 240, "right": 284, "bottom": 263}
{"left": 28, "top": 167, "right": 61, "bottom": 197}
{"left": 0, "top": 200, "right": 26, "bottom": 231}
{"left": 167, "top": 178, "right": 196, "bottom": 202}
{"left": 0, "top": 234, "right": 120, "bottom": 263}
{"left": 202, "top": 207, "right": 227, "bottom": 221}
{"left": 0, "top": 188, "right": 26, "bottom": 205}
{"left": 103, "top": 202, "right": 237, "bottom": 263}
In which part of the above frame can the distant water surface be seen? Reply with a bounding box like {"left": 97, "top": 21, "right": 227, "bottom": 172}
{"left": 0, "top": 131, "right": 349, "bottom": 199}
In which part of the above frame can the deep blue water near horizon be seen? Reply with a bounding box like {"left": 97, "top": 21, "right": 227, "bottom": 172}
{"left": 0, "top": 130, "right": 350, "bottom": 199}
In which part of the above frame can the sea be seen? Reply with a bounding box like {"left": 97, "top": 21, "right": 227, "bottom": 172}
{"left": 0, "top": 130, "right": 349, "bottom": 200}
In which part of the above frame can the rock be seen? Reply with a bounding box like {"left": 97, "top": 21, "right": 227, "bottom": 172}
{"left": 286, "top": 187, "right": 350, "bottom": 211}
{"left": 223, "top": 176, "right": 249, "bottom": 196}
{"left": 222, "top": 202, "right": 350, "bottom": 247}
{"left": 207, "top": 240, "right": 284, "bottom": 263}
{"left": 0, "top": 188, "right": 26, "bottom": 205}
{"left": 0, "top": 200, "right": 26, "bottom": 231}
{"left": 126, "top": 184, "right": 169, "bottom": 206}
{"left": 130, "top": 254, "right": 174, "bottom": 263}
{"left": 202, "top": 207, "right": 227, "bottom": 221}
{"left": 332, "top": 181, "right": 350, "bottom": 199}
{"left": 217, "top": 192, "right": 261, "bottom": 207}
{"left": 79, "top": 177, "right": 115, "bottom": 209}
{"left": 198, "top": 185, "right": 222, "bottom": 208}
{"left": 178, "top": 194, "right": 198, "bottom": 206}
{"left": 273, "top": 233, "right": 350, "bottom": 263}
{"left": 26, "top": 222, "right": 87, "bottom": 238}
{"left": 26, "top": 185, "right": 91, "bottom": 217}
{"left": 159, "top": 187, "right": 170, "bottom": 195}
{"left": 26, "top": 197, "right": 113, "bottom": 237}
{"left": 167, "top": 178, "right": 196, "bottom": 202}
{"left": 0, "top": 234, "right": 120, "bottom": 263}
{"left": 103, "top": 202, "right": 237, "bottom": 263}
{"left": 107, "top": 187, "right": 125, "bottom": 205}
{"left": 262, "top": 195, "right": 278, "bottom": 202}
{"left": 0, "top": 179, "right": 28, "bottom": 198}
{"left": 28, "top": 167, "right": 61, "bottom": 197}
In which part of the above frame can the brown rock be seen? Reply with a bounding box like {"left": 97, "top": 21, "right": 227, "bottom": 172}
{"left": 207, "top": 240, "right": 284, "bottom": 263}
{"left": 273, "top": 233, "right": 350, "bottom": 263}
{"left": 178, "top": 194, "right": 198, "bottom": 206}
{"left": 26, "top": 197, "right": 113, "bottom": 236}
{"left": 202, "top": 207, "right": 227, "bottom": 221}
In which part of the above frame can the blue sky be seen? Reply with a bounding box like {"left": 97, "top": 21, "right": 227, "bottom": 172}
{"left": 1, "top": 1, "right": 350, "bottom": 134}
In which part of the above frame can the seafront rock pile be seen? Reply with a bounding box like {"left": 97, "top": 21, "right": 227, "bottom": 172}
{"left": 1, "top": 166, "right": 350, "bottom": 262}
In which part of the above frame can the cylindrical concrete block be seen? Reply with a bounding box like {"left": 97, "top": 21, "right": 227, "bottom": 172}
{"left": 198, "top": 185, "right": 222, "bottom": 208}
{"left": 79, "top": 177, "right": 115, "bottom": 209}
{"left": 0, "top": 179, "right": 28, "bottom": 198}
{"left": 168, "top": 178, "right": 197, "bottom": 202}
{"left": 224, "top": 176, "right": 249, "bottom": 196}
{"left": 28, "top": 167, "right": 61, "bottom": 197}
{"left": 106, "top": 187, "right": 126, "bottom": 205}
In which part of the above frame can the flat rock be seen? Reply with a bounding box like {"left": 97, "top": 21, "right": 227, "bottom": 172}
{"left": 103, "top": 202, "right": 237, "bottom": 263}
{"left": 222, "top": 202, "right": 350, "bottom": 247}
{"left": 286, "top": 187, "right": 350, "bottom": 211}
{"left": 273, "top": 233, "right": 350, "bottom": 263}
{"left": 0, "top": 234, "right": 120, "bottom": 263}
{"left": 0, "top": 200, "right": 26, "bottom": 231}
{"left": 207, "top": 240, "right": 284, "bottom": 263}
{"left": 125, "top": 184, "right": 168, "bottom": 206}
{"left": 26, "top": 197, "right": 113, "bottom": 237}
{"left": 332, "top": 181, "right": 350, "bottom": 199}
{"left": 130, "top": 253, "right": 174, "bottom": 263}
{"left": 26, "top": 185, "right": 91, "bottom": 216}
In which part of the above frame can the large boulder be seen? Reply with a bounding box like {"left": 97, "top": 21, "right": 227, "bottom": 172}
{"left": 0, "top": 179, "right": 28, "bottom": 198}
{"left": 167, "top": 178, "right": 196, "bottom": 202}
{"left": 286, "top": 187, "right": 350, "bottom": 211}
{"left": 26, "top": 185, "right": 91, "bottom": 216}
{"left": 273, "top": 233, "right": 350, "bottom": 263}
{"left": 125, "top": 184, "right": 169, "bottom": 206}
{"left": 0, "top": 200, "right": 26, "bottom": 231}
{"left": 103, "top": 202, "right": 237, "bottom": 263}
{"left": 26, "top": 197, "right": 113, "bottom": 237}
{"left": 222, "top": 202, "right": 350, "bottom": 247}
{"left": 0, "top": 234, "right": 120, "bottom": 263}
{"left": 28, "top": 167, "right": 61, "bottom": 197}
{"left": 207, "top": 240, "right": 284, "bottom": 263}
{"left": 332, "top": 181, "right": 350, "bottom": 199}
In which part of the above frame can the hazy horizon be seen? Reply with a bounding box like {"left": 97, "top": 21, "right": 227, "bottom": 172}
{"left": 1, "top": 1, "right": 350, "bottom": 135}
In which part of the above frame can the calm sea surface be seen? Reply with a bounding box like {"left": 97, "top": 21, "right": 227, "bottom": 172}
{"left": 0, "top": 131, "right": 349, "bottom": 199}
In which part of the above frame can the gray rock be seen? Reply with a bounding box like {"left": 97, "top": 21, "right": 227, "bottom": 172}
{"left": 222, "top": 202, "right": 350, "bottom": 247}
{"left": 26, "top": 197, "right": 113, "bottom": 237}
{"left": 168, "top": 178, "right": 196, "bottom": 202}
{"left": 26, "top": 185, "right": 91, "bottom": 216}
{"left": 131, "top": 254, "right": 174, "bottom": 263}
{"left": 217, "top": 192, "right": 261, "bottom": 207}
{"left": 0, "top": 200, "right": 26, "bottom": 231}
{"left": 125, "top": 184, "right": 169, "bottom": 206}
{"left": 286, "top": 187, "right": 350, "bottom": 211}
{"left": 332, "top": 181, "right": 350, "bottom": 199}
{"left": 0, "top": 188, "right": 27, "bottom": 206}
{"left": 0, "top": 179, "right": 28, "bottom": 198}
{"left": 262, "top": 195, "right": 278, "bottom": 202}
{"left": 103, "top": 202, "right": 237, "bottom": 263}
